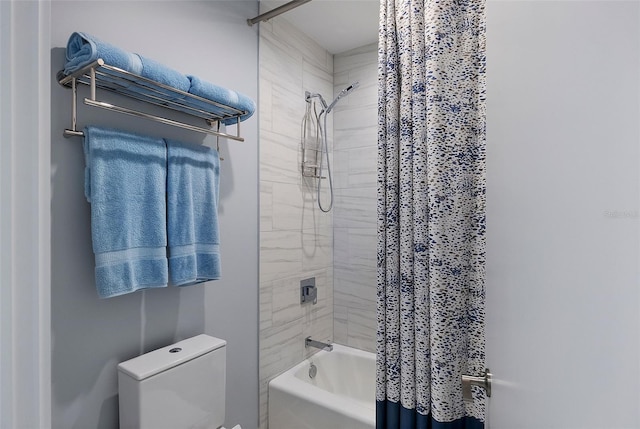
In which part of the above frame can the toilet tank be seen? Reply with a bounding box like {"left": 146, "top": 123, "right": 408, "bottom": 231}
{"left": 118, "top": 334, "right": 226, "bottom": 429}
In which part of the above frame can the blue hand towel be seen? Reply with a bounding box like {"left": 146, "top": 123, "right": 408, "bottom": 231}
{"left": 166, "top": 139, "right": 221, "bottom": 286}
{"left": 84, "top": 126, "right": 168, "bottom": 298}
{"left": 64, "top": 32, "right": 143, "bottom": 76}
{"left": 186, "top": 75, "right": 256, "bottom": 125}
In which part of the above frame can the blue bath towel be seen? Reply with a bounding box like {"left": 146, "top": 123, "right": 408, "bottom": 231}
{"left": 64, "top": 32, "right": 143, "bottom": 76}
{"left": 166, "top": 139, "right": 221, "bottom": 286}
{"left": 186, "top": 75, "right": 256, "bottom": 125}
{"left": 64, "top": 32, "right": 190, "bottom": 99}
{"left": 138, "top": 55, "right": 191, "bottom": 93}
{"left": 84, "top": 126, "right": 168, "bottom": 298}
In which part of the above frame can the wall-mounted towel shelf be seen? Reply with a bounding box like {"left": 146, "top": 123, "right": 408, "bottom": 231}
{"left": 58, "top": 59, "right": 245, "bottom": 142}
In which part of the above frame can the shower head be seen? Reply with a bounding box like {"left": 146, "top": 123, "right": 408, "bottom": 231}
{"left": 325, "top": 81, "right": 360, "bottom": 114}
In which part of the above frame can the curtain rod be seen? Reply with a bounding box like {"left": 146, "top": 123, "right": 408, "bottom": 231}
{"left": 247, "top": 0, "right": 312, "bottom": 26}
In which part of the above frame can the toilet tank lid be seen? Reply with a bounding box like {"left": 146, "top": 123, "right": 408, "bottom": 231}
{"left": 117, "top": 334, "right": 226, "bottom": 381}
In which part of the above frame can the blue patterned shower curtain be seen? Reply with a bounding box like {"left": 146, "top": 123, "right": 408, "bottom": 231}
{"left": 376, "top": 0, "right": 486, "bottom": 428}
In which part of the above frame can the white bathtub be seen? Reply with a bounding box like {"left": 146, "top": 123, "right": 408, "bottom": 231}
{"left": 268, "top": 343, "right": 375, "bottom": 429}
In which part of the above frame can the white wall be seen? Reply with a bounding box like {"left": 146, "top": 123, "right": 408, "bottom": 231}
{"left": 50, "top": 2, "right": 259, "bottom": 428}
{"left": 333, "top": 43, "right": 378, "bottom": 353}
{"left": 1, "top": 1, "right": 51, "bottom": 427}
{"left": 486, "top": 1, "right": 640, "bottom": 428}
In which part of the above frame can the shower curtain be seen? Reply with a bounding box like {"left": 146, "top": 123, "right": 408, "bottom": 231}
{"left": 376, "top": 0, "right": 486, "bottom": 428}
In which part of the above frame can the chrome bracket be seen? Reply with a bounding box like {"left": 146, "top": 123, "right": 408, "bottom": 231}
{"left": 462, "top": 368, "right": 492, "bottom": 401}
{"left": 300, "top": 277, "right": 317, "bottom": 305}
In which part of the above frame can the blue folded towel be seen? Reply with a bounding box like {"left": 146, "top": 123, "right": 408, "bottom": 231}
{"left": 64, "top": 32, "right": 143, "bottom": 76}
{"left": 186, "top": 75, "right": 256, "bottom": 125}
{"left": 138, "top": 56, "right": 190, "bottom": 93}
{"left": 166, "top": 139, "right": 221, "bottom": 286}
{"left": 64, "top": 32, "right": 190, "bottom": 99}
{"left": 84, "top": 126, "right": 168, "bottom": 298}
{"left": 63, "top": 32, "right": 254, "bottom": 123}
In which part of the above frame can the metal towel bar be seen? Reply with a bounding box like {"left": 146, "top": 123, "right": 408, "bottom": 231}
{"left": 58, "top": 59, "right": 245, "bottom": 142}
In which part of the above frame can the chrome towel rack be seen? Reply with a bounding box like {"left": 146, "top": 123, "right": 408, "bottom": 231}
{"left": 57, "top": 59, "right": 245, "bottom": 142}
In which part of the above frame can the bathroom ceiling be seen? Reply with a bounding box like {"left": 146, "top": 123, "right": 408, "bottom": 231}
{"left": 259, "top": 0, "right": 379, "bottom": 54}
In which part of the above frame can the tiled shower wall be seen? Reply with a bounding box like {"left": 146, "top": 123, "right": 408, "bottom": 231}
{"left": 258, "top": 17, "right": 334, "bottom": 429}
{"left": 333, "top": 44, "right": 378, "bottom": 353}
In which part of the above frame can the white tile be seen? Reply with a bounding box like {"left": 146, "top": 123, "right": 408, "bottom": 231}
{"left": 332, "top": 44, "right": 378, "bottom": 169}
{"left": 306, "top": 282, "right": 333, "bottom": 320}
{"left": 331, "top": 84, "right": 376, "bottom": 113}
{"left": 259, "top": 35, "right": 302, "bottom": 93}
{"left": 260, "top": 318, "right": 302, "bottom": 378}
{"left": 334, "top": 186, "right": 377, "bottom": 229}
{"left": 259, "top": 80, "right": 273, "bottom": 132}
{"left": 322, "top": 268, "right": 334, "bottom": 301}
{"left": 272, "top": 276, "right": 304, "bottom": 327}
{"left": 334, "top": 43, "right": 378, "bottom": 74}
{"left": 259, "top": 382, "right": 269, "bottom": 429}
{"left": 347, "top": 146, "right": 377, "bottom": 187}
{"left": 272, "top": 17, "right": 330, "bottom": 72}
{"left": 334, "top": 318, "right": 348, "bottom": 345}
{"left": 347, "top": 307, "right": 377, "bottom": 353}
{"left": 260, "top": 181, "right": 273, "bottom": 232}
{"left": 301, "top": 189, "right": 333, "bottom": 232}
{"left": 303, "top": 59, "right": 333, "bottom": 96}
{"left": 344, "top": 74, "right": 378, "bottom": 106}
{"left": 272, "top": 182, "right": 304, "bottom": 231}
{"left": 334, "top": 104, "right": 378, "bottom": 134}
{"left": 302, "top": 311, "right": 333, "bottom": 359}
{"left": 334, "top": 266, "right": 376, "bottom": 310}
{"left": 333, "top": 70, "right": 350, "bottom": 91}
{"left": 325, "top": 50, "right": 333, "bottom": 76}
{"left": 346, "top": 228, "right": 377, "bottom": 271}
{"left": 333, "top": 226, "right": 349, "bottom": 266}
{"left": 302, "top": 228, "right": 332, "bottom": 272}
{"left": 334, "top": 262, "right": 376, "bottom": 288}
{"left": 347, "top": 336, "right": 376, "bottom": 354}
{"left": 333, "top": 303, "right": 349, "bottom": 345}
{"left": 260, "top": 280, "right": 273, "bottom": 330}
{"left": 259, "top": 19, "right": 337, "bottom": 429}
{"left": 348, "top": 306, "right": 377, "bottom": 336}
{"left": 332, "top": 148, "right": 350, "bottom": 189}
{"left": 334, "top": 125, "right": 377, "bottom": 151}
{"left": 260, "top": 130, "right": 301, "bottom": 185}
{"left": 271, "top": 83, "right": 308, "bottom": 141}
{"left": 260, "top": 230, "right": 302, "bottom": 282}
{"left": 334, "top": 303, "right": 348, "bottom": 321}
